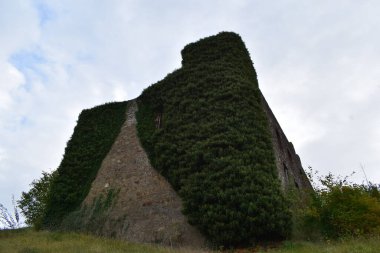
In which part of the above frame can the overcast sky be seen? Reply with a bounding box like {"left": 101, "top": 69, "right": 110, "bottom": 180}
{"left": 1, "top": 0, "right": 379, "bottom": 213}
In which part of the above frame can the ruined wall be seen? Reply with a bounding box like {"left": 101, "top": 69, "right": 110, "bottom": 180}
{"left": 48, "top": 32, "right": 313, "bottom": 248}
{"left": 71, "top": 100, "right": 206, "bottom": 248}
{"left": 260, "top": 93, "right": 313, "bottom": 193}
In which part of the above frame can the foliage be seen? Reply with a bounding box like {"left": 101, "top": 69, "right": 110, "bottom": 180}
{"left": 59, "top": 188, "right": 121, "bottom": 235}
{"left": 18, "top": 170, "right": 57, "bottom": 228}
{"left": 42, "top": 101, "right": 128, "bottom": 228}
{"left": 0, "top": 196, "right": 21, "bottom": 229}
{"left": 136, "top": 32, "right": 291, "bottom": 247}
{"left": 303, "top": 169, "right": 380, "bottom": 239}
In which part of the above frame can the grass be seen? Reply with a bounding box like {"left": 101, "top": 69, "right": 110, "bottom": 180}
{"left": 259, "top": 238, "right": 380, "bottom": 253}
{"left": 0, "top": 229, "right": 208, "bottom": 253}
{"left": 1, "top": 229, "right": 380, "bottom": 253}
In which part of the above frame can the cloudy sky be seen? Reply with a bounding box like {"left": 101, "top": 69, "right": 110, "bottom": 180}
{"left": 1, "top": 0, "right": 379, "bottom": 213}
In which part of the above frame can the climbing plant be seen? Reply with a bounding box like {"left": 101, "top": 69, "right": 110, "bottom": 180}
{"left": 136, "top": 32, "right": 291, "bottom": 247}
{"left": 43, "top": 101, "right": 128, "bottom": 228}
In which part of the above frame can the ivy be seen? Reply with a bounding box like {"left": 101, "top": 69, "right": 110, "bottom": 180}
{"left": 43, "top": 101, "right": 128, "bottom": 228}
{"left": 136, "top": 32, "right": 291, "bottom": 247}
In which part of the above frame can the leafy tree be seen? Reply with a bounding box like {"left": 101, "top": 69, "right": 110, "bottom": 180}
{"left": 18, "top": 170, "right": 56, "bottom": 228}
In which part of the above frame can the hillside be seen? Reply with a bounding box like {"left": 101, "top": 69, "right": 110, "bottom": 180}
{"left": 41, "top": 32, "right": 310, "bottom": 248}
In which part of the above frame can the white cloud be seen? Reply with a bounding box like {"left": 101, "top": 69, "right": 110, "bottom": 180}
{"left": 0, "top": 63, "right": 25, "bottom": 111}
{"left": 0, "top": 0, "right": 41, "bottom": 210}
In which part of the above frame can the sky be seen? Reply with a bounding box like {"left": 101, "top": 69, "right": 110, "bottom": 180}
{"left": 1, "top": 0, "right": 379, "bottom": 216}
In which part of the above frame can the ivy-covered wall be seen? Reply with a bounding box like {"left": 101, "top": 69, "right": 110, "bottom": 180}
{"left": 43, "top": 101, "right": 128, "bottom": 228}
{"left": 42, "top": 32, "right": 293, "bottom": 247}
{"left": 136, "top": 32, "right": 291, "bottom": 247}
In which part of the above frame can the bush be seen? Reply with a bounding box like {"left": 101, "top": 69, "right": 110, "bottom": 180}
{"left": 304, "top": 171, "right": 380, "bottom": 238}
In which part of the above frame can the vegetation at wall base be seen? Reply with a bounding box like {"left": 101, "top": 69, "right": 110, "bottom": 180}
{"left": 136, "top": 32, "right": 291, "bottom": 247}
{"left": 42, "top": 101, "right": 128, "bottom": 228}
{"left": 59, "top": 187, "right": 120, "bottom": 234}
{"left": 302, "top": 170, "right": 380, "bottom": 240}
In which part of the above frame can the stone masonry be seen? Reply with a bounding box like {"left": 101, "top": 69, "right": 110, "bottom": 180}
{"left": 81, "top": 100, "right": 206, "bottom": 248}
{"left": 260, "top": 93, "right": 313, "bottom": 193}
{"left": 78, "top": 95, "right": 312, "bottom": 248}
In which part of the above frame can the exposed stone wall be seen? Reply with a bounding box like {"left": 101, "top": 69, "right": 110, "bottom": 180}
{"left": 80, "top": 100, "right": 206, "bottom": 248}
{"left": 260, "top": 93, "right": 313, "bottom": 193}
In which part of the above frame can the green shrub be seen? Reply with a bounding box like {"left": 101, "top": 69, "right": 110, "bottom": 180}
{"left": 42, "top": 101, "right": 128, "bottom": 228}
{"left": 18, "top": 170, "right": 57, "bottom": 229}
{"left": 304, "top": 172, "right": 380, "bottom": 238}
{"left": 136, "top": 32, "right": 291, "bottom": 247}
